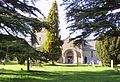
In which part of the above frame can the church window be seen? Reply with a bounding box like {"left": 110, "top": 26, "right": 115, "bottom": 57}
{"left": 91, "top": 51, "right": 93, "bottom": 58}
{"left": 39, "top": 37, "right": 41, "bottom": 41}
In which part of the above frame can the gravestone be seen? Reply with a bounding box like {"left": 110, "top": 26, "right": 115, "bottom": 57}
{"left": 111, "top": 60, "right": 113, "bottom": 69}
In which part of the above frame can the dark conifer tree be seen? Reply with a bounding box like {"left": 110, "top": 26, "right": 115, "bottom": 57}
{"left": 0, "top": 0, "right": 44, "bottom": 37}
{"left": 63, "top": 0, "right": 120, "bottom": 44}
{"left": 0, "top": 0, "right": 46, "bottom": 71}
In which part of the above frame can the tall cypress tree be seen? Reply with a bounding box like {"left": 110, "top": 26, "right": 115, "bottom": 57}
{"left": 43, "top": 0, "right": 62, "bottom": 65}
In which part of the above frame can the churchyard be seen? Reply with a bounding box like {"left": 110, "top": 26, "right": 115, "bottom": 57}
{"left": 0, "top": 62, "right": 120, "bottom": 82}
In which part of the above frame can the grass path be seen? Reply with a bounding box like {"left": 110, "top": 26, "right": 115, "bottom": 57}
{"left": 0, "top": 63, "right": 120, "bottom": 82}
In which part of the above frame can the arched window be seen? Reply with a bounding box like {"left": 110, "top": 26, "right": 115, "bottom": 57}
{"left": 91, "top": 51, "right": 93, "bottom": 58}
{"left": 39, "top": 37, "right": 41, "bottom": 41}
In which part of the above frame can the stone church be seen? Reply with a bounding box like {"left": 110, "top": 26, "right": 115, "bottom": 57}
{"left": 35, "top": 28, "right": 99, "bottom": 64}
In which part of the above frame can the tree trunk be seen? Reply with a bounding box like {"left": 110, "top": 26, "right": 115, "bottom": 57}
{"left": 77, "top": 54, "right": 79, "bottom": 66}
{"left": 27, "top": 57, "right": 30, "bottom": 71}
{"left": 52, "top": 60, "right": 55, "bottom": 65}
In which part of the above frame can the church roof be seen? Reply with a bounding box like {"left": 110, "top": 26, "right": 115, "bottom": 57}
{"left": 82, "top": 40, "right": 96, "bottom": 51}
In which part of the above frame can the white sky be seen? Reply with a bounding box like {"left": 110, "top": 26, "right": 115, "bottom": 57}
{"left": 35, "top": 0, "right": 70, "bottom": 40}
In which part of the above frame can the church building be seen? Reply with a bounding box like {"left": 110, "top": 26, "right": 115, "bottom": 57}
{"left": 59, "top": 37, "right": 98, "bottom": 64}
{"left": 35, "top": 28, "right": 99, "bottom": 64}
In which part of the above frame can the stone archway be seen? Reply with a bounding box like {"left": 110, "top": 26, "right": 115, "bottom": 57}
{"left": 64, "top": 49, "right": 74, "bottom": 64}
{"left": 62, "top": 49, "right": 81, "bottom": 64}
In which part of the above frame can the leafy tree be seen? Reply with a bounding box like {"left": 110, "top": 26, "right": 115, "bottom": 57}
{"left": 43, "top": 0, "right": 62, "bottom": 65}
{"left": 63, "top": 0, "right": 120, "bottom": 44}
{"left": 96, "top": 36, "right": 120, "bottom": 66}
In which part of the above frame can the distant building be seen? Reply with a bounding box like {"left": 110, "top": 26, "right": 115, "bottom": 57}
{"left": 35, "top": 28, "right": 46, "bottom": 48}
{"left": 35, "top": 29, "right": 99, "bottom": 64}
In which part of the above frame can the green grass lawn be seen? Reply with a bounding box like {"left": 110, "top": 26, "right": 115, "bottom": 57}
{"left": 0, "top": 62, "right": 120, "bottom": 82}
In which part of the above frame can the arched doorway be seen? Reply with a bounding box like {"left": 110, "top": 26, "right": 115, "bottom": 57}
{"left": 67, "top": 56, "right": 73, "bottom": 64}
{"left": 65, "top": 50, "right": 74, "bottom": 64}
{"left": 84, "top": 56, "right": 87, "bottom": 64}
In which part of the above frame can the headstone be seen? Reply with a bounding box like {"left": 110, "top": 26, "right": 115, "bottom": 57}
{"left": 92, "top": 60, "right": 95, "bottom": 67}
{"left": 111, "top": 60, "right": 113, "bottom": 69}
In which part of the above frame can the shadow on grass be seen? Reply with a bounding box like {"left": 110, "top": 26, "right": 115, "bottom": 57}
{"left": 0, "top": 68, "right": 120, "bottom": 82}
